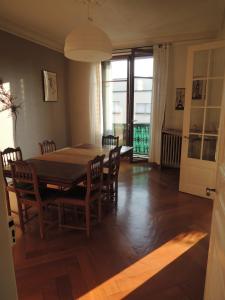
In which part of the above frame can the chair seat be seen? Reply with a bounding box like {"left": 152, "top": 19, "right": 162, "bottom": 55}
{"left": 56, "top": 185, "right": 100, "bottom": 205}
{"left": 20, "top": 188, "right": 62, "bottom": 203}
{"left": 7, "top": 182, "right": 33, "bottom": 192}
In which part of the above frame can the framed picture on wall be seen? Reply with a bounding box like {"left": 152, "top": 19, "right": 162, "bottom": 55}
{"left": 175, "top": 88, "right": 185, "bottom": 110}
{"left": 43, "top": 70, "right": 58, "bottom": 102}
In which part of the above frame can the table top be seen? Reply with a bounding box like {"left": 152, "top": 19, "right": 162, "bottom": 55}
{"left": 24, "top": 144, "right": 132, "bottom": 187}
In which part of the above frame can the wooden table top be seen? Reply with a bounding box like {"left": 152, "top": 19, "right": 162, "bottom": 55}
{"left": 25, "top": 144, "right": 132, "bottom": 187}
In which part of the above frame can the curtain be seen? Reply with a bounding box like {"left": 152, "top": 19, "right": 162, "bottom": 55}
{"left": 149, "top": 44, "right": 170, "bottom": 164}
{"left": 89, "top": 63, "right": 103, "bottom": 145}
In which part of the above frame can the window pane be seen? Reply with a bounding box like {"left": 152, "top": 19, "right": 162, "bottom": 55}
{"left": 202, "top": 136, "right": 217, "bottom": 161}
{"left": 136, "top": 103, "right": 145, "bottom": 114}
{"left": 134, "top": 57, "right": 153, "bottom": 77}
{"left": 134, "top": 78, "right": 152, "bottom": 91}
{"left": 112, "top": 81, "right": 127, "bottom": 92}
{"left": 188, "top": 135, "right": 202, "bottom": 159}
{"left": 209, "top": 47, "right": 225, "bottom": 77}
{"left": 113, "top": 101, "right": 121, "bottom": 113}
{"left": 193, "top": 50, "right": 209, "bottom": 78}
{"left": 189, "top": 108, "right": 204, "bottom": 133}
{"left": 111, "top": 60, "right": 128, "bottom": 79}
{"left": 207, "top": 79, "right": 223, "bottom": 107}
{"left": 204, "top": 108, "right": 220, "bottom": 134}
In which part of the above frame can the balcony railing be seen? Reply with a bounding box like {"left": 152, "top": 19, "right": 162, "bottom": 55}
{"left": 133, "top": 123, "right": 150, "bottom": 155}
{"left": 113, "top": 123, "right": 150, "bottom": 156}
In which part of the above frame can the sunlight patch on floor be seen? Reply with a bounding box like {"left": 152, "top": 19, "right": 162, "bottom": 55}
{"left": 78, "top": 230, "right": 207, "bottom": 300}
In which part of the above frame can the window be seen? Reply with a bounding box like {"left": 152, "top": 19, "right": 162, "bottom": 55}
{"left": 136, "top": 103, "right": 151, "bottom": 114}
{"left": 113, "top": 101, "right": 121, "bottom": 114}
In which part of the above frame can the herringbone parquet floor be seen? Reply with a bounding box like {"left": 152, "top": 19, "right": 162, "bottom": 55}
{"left": 12, "top": 162, "right": 212, "bottom": 300}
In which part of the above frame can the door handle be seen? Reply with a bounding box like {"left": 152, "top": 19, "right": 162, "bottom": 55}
{"left": 206, "top": 187, "right": 216, "bottom": 197}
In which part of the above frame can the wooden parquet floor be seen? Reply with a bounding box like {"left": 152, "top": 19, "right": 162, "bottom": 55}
{"left": 12, "top": 162, "right": 213, "bottom": 300}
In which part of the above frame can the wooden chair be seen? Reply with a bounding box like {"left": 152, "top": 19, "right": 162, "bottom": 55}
{"left": 56, "top": 155, "right": 105, "bottom": 237}
{"left": 11, "top": 161, "right": 58, "bottom": 239}
{"left": 102, "top": 135, "right": 119, "bottom": 147}
{"left": 103, "top": 146, "right": 122, "bottom": 206}
{"left": 39, "top": 140, "right": 56, "bottom": 155}
{"left": 0, "top": 147, "right": 23, "bottom": 215}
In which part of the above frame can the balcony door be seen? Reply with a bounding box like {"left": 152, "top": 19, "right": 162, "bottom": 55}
{"left": 102, "top": 50, "right": 153, "bottom": 160}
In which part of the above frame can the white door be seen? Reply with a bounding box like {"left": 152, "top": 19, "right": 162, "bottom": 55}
{"left": 204, "top": 62, "right": 225, "bottom": 299}
{"left": 179, "top": 40, "right": 225, "bottom": 198}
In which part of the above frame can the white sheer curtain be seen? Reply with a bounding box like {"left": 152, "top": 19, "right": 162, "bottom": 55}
{"left": 149, "top": 44, "right": 170, "bottom": 164}
{"left": 89, "top": 63, "right": 103, "bottom": 145}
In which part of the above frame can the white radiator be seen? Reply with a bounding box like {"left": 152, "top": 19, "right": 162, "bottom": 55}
{"left": 161, "top": 129, "right": 182, "bottom": 168}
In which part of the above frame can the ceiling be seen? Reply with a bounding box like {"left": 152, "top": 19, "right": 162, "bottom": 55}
{"left": 0, "top": 0, "right": 224, "bottom": 52}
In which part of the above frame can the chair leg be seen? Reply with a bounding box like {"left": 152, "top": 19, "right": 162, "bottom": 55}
{"left": 5, "top": 189, "right": 11, "bottom": 216}
{"left": 110, "top": 183, "right": 114, "bottom": 201}
{"left": 38, "top": 206, "right": 45, "bottom": 239}
{"left": 85, "top": 204, "right": 90, "bottom": 238}
{"left": 24, "top": 203, "right": 29, "bottom": 220}
{"left": 17, "top": 199, "right": 25, "bottom": 233}
{"left": 58, "top": 201, "right": 62, "bottom": 227}
{"left": 115, "top": 180, "right": 118, "bottom": 205}
{"left": 98, "top": 198, "right": 102, "bottom": 223}
{"left": 107, "top": 184, "right": 110, "bottom": 202}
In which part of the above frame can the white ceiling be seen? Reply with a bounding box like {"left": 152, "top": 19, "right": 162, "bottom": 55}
{"left": 0, "top": 0, "right": 224, "bottom": 52}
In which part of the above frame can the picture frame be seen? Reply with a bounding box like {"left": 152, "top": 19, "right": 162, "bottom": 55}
{"left": 43, "top": 70, "right": 58, "bottom": 102}
{"left": 175, "top": 88, "right": 185, "bottom": 110}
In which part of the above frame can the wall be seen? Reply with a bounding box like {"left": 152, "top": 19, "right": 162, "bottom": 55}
{"left": 0, "top": 30, "right": 69, "bottom": 158}
{"left": 68, "top": 61, "right": 92, "bottom": 146}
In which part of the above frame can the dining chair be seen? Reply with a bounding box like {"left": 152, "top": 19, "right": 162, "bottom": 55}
{"left": 39, "top": 140, "right": 56, "bottom": 155}
{"left": 102, "top": 135, "right": 119, "bottom": 147}
{"left": 103, "top": 146, "right": 122, "bottom": 206}
{"left": 0, "top": 147, "right": 23, "bottom": 215}
{"left": 11, "top": 160, "right": 58, "bottom": 239}
{"left": 56, "top": 155, "right": 105, "bottom": 237}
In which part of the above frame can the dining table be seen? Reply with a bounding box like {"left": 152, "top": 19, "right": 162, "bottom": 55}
{"left": 11, "top": 144, "right": 133, "bottom": 188}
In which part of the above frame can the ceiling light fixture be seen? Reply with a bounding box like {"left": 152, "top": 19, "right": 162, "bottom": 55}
{"left": 64, "top": 0, "right": 112, "bottom": 63}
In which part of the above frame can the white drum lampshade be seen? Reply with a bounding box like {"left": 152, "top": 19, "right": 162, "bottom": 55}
{"left": 64, "top": 22, "right": 112, "bottom": 62}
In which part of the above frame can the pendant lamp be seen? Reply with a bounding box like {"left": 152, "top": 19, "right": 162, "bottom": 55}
{"left": 64, "top": 1, "right": 112, "bottom": 62}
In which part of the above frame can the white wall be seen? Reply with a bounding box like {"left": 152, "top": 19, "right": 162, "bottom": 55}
{"left": 164, "top": 43, "right": 187, "bottom": 130}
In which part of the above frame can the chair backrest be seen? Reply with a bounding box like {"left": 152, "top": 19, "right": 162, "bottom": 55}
{"left": 10, "top": 161, "right": 41, "bottom": 203}
{"left": 0, "top": 147, "right": 23, "bottom": 186}
{"left": 102, "top": 135, "right": 119, "bottom": 147}
{"left": 108, "top": 146, "right": 122, "bottom": 180}
{"left": 86, "top": 155, "right": 105, "bottom": 198}
{"left": 39, "top": 140, "right": 56, "bottom": 155}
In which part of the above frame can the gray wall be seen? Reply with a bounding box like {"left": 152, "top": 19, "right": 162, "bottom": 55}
{"left": 0, "top": 30, "right": 69, "bottom": 158}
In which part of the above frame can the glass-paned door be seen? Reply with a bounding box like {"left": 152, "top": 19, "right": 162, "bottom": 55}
{"left": 188, "top": 48, "right": 224, "bottom": 162}
{"left": 179, "top": 41, "right": 225, "bottom": 199}
{"left": 133, "top": 57, "right": 153, "bottom": 157}
{"left": 102, "top": 51, "right": 153, "bottom": 160}
{"left": 102, "top": 59, "right": 128, "bottom": 145}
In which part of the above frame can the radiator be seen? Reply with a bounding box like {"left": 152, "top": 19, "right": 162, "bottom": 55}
{"left": 161, "top": 129, "right": 182, "bottom": 168}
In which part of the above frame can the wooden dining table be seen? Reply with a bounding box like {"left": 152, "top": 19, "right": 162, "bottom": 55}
{"left": 18, "top": 144, "right": 133, "bottom": 188}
